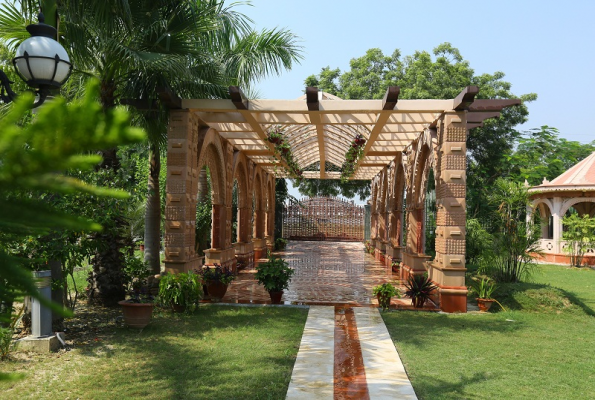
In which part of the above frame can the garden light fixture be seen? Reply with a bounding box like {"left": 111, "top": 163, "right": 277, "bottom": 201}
{"left": 0, "top": 12, "right": 72, "bottom": 108}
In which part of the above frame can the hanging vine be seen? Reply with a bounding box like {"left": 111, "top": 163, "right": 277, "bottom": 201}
{"left": 340, "top": 133, "right": 366, "bottom": 182}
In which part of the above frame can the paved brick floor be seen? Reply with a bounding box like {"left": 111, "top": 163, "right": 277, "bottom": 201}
{"left": 214, "top": 240, "right": 437, "bottom": 309}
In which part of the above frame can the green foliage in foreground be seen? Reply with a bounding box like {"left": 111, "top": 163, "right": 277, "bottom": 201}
{"left": 0, "top": 81, "right": 145, "bottom": 315}
{"left": 383, "top": 265, "right": 595, "bottom": 399}
{"left": 0, "top": 306, "right": 308, "bottom": 399}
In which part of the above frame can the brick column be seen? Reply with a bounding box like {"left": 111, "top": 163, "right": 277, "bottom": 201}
{"left": 164, "top": 110, "right": 201, "bottom": 273}
{"left": 431, "top": 112, "right": 468, "bottom": 313}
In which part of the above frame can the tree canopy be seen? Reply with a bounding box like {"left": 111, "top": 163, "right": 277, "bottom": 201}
{"left": 303, "top": 43, "right": 537, "bottom": 217}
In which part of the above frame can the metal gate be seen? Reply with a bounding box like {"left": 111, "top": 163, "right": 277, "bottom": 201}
{"left": 282, "top": 197, "right": 365, "bottom": 241}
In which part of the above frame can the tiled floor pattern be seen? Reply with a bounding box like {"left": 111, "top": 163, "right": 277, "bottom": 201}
{"left": 286, "top": 306, "right": 417, "bottom": 400}
{"left": 217, "top": 240, "right": 437, "bottom": 310}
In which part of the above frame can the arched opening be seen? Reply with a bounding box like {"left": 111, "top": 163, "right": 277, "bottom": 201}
{"left": 424, "top": 168, "right": 437, "bottom": 257}
{"left": 535, "top": 201, "right": 553, "bottom": 239}
{"left": 195, "top": 166, "right": 212, "bottom": 258}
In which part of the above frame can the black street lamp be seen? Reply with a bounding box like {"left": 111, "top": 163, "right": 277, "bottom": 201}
{"left": 0, "top": 12, "right": 72, "bottom": 107}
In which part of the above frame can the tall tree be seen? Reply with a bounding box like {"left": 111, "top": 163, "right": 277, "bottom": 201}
{"left": 506, "top": 126, "right": 595, "bottom": 185}
{"left": 304, "top": 44, "right": 536, "bottom": 217}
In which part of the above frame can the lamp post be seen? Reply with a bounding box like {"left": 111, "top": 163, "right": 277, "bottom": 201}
{"left": 0, "top": 12, "right": 72, "bottom": 107}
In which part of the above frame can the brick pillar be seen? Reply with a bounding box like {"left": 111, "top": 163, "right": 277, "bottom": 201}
{"left": 432, "top": 112, "right": 468, "bottom": 313}
{"left": 164, "top": 110, "right": 201, "bottom": 273}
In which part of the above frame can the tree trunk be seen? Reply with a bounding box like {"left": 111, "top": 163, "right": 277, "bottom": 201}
{"left": 144, "top": 142, "right": 162, "bottom": 274}
{"left": 87, "top": 79, "right": 127, "bottom": 306}
{"left": 50, "top": 260, "right": 64, "bottom": 332}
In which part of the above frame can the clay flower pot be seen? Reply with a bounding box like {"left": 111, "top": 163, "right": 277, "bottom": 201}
{"left": 206, "top": 281, "right": 228, "bottom": 302}
{"left": 377, "top": 294, "right": 392, "bottom": 310}
{"left": 118, "top": 301, "right": 154, "bottom": 329}
{"left": 477, "top": 298, "right": 495, "bottom": 312}
{"left": 269, "top": 290, "right": 284, "bottom": 304}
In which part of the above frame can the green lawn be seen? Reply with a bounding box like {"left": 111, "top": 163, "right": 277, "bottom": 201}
{"left": 383, "top": 264, "right": 595, "bottom": 399}
{"left": 1, "top": 306, "right": 308, "bottom": 400}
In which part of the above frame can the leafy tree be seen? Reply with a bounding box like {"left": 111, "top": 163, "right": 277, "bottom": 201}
{"left": 562, "top": 213, "right": 595, "bottom": 267}
{"left": 303, "top": 44, "right": 535, "bottom": 216}
{"left": 0, "top": 81, "right": 144, "bottom": 377}
{"left": 507, "top": 126, "right": 595, "bottom": 185}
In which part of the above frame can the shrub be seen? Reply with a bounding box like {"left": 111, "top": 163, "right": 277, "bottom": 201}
{"left": 158, "top": 271, "right": 203, "bottom": 312}
{"left": 482, "top": 179, "right": 542, "bottom": 283}
{"left": 466, "top": 218, "right": 493, "bottom": 265}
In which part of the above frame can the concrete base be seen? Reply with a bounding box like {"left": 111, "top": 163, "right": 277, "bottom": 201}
{"left": 17, "top": 335, "right": 61, "bottom": 353}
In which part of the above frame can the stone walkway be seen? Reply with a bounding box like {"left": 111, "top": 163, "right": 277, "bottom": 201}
{"left": 220, "top": 241, "right": 436, "bottom": 310}
{"left": 210, "top": 240, "right": 426, "bottom": 399}
{"left": 286, "top": 306, "right": 417, "bottom": 399}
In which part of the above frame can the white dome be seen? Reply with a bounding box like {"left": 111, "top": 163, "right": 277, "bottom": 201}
{"left": 15, "top": 36, "right": 70, "bottom": 85}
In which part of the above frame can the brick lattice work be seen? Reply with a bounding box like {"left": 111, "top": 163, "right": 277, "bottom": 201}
{"left": 283, "top": 197, "right": 364, "bottom": 241}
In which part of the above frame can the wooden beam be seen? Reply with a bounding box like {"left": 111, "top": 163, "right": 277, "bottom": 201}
{"left": 242, "top": 150, "right": 273, "bottom": 156}
{"left": 229, "top": 86, "right": 248, "bottom": 110}
{"left": 453, "top": 86, "right": 479, "bottom": 111}
{"left": 467, "top": 111, "right": 501, "bottom": 123}
{"left": 306, "top": 87, "right": 319, "bottom": 111}
{"left": 367, "top": 151, "right": 399, "bottom": 157}
{"left": 306, "top": 87, "right": 325, "bottom": 178}
{"left": 469, "top": 99, "right": 522, "bottom": 111}
{"left": 382, "top": 86, "right": 400, "bottom": 110}
{"left": 157, "top": 85, "right": 182, "bottom": 109}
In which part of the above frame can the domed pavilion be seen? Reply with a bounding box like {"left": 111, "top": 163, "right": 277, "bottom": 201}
{"left": 529, "top": 151, "right": 595, "bottom": 265}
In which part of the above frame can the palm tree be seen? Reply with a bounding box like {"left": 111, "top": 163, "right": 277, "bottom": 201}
{"left": 0, "top": 0, "right": 302, "bottom": 304}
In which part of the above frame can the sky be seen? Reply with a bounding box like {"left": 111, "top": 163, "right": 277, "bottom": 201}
{"left": 234, "top": 0, "right": 595, "bottom": 201}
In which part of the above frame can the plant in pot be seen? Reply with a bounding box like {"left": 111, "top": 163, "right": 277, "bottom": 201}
{"left": 199, "top": 264, "right": 235, "bottom": 302}
{"left": 278, "top": 142, "right": 291, "bottom": 155}
{"left": 119, "top": 255, "right": 154, "bottom": 328}
{"left": 275, "top": 237, "right": 288, "bottom": 251}
{"left": 468, "top": 276, "right": 497, "bottom": 312}
{"left": 372, "top": 282, "right": 400, "bottom": 311}
{"left": 391, "top": 259, "right": 402, "bottom": 274}
{"left": 404, "top": 274, "right": 438, "bottom": 309}
{"left": 158, "top": 271, "right": 203, "bottom": 313}
{"left": 267, "top": 127, "right": 284, "bottom": 144}
{"left": 255, "top": 255, "right": 294, "bottom": 304}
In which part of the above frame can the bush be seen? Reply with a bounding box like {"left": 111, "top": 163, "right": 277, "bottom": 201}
{"left": 158, "top": 271, "right": 203, "bottom": 313}
{"left": 274, "top": 238, "right": 288, "bottom": 251}
{"left": 482, "top": 179, "right": 542, "bottom": 283}
{"left": 466, "top": 218, "right": 493, "bottom": 265}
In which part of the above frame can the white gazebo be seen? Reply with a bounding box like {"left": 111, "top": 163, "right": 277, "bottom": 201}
{"left": 529, "top": 151, "right": 595, "bottom": 265}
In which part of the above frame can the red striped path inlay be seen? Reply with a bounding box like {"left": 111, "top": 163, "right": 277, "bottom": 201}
{"left": 334, "top": 306, "right": 370, "bottom": 399}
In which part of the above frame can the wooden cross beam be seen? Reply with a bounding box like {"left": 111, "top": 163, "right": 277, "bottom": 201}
{"left": 453, "top": 86, "right": 479, "bottom": 111}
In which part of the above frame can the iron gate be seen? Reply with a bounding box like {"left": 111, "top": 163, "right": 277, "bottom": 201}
{"left": 282, "top": 197, "right": 365, "bottom": 241}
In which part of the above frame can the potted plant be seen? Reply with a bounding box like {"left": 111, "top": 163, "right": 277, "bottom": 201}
{"left": 278, "top": 142, "right": 291, "bottom": 155}
{"left": 404, "top": 274, "right": 438, "bottom": 308}
{"left": 275, "top": 237, "right": 288, "bottom": 251}
{"left": 158, "top": 271, "right": 203, "bottom": 313}
{"left": 255, "top": 255, "right": 294, "bottom": 304}
{"left": 199, "top": 264, "right": 235, "bottom": 302}
{"left": 372, "top": 282, "right": 400, "bottom": 311}
{"left": 119, "top": 255, "right": 154, "bottom": 328}
{"left": 391, "top": 259, "right": 402, "bottom": 274}
{"left": 267, "top": 127, "right": 284, "bottom": 144}
{"left": 468, "top": 276, "right": 497, "bottom": 312}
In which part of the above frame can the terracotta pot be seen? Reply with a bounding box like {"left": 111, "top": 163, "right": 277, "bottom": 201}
{"left": 171, "top": 304, "right": 186, "bottom": 313}
{"left": 391, "top": 264, "right": 400, "bottom": 274}
{"left": 206, "top": 281, "right": 228, "bottom": 301}
{"left": 139, "top": 244, "right": 145, "bottom": 251}
{"left": 477, "top": 298, "right": 495, "bottom": 312}
{"left": 412, "top": 297, "right": 425, "bottom": 308}
{"left": 377, "top": 294, "right": 392, "bottom": 310}
{"left": 118, "top": 301, "right": 153, "bottom": 329}
{"left": 269, "top": 290, "right": 284, "bottom": 304}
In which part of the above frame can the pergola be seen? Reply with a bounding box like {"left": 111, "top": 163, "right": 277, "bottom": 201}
{"left": 164, "top": 85, "right": 520, "bottom": 312}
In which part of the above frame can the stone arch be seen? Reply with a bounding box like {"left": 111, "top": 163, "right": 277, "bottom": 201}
{"left": 378, "top": 168, "right": 389, "bottom": 243}
{"left": 196, "top": 128, "right": 227, "bottom": 249}
{"left": 388, "top": 153, "right": 406, "bottom": 248}
{"left": 265, "top": 174, "right": 275, "bottom": 239}
{"left": 560, "top": 197, "right": 595, "bottom": 217}
{"left": 370, "top": 177, "right": 380, "bottom": 240}
{"left": 532, "top": 199, "right": 554, "bottom": 240}
{"left": 232, "top": 151, "right": 249, "bottom": 243}
{"left": 197, "top": 128, "right": 226, "bottom": 206}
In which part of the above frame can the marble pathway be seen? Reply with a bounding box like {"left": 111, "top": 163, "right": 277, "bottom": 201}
{"left": 286, "top": 306, "right": 417, "bottom": 400}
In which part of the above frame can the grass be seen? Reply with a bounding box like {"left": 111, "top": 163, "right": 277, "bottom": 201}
{"left": 383, "top": 264, "right": 595, "bottom": 399}
{"left": 1, "top": 305, "right": 308, "bottom": 399}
